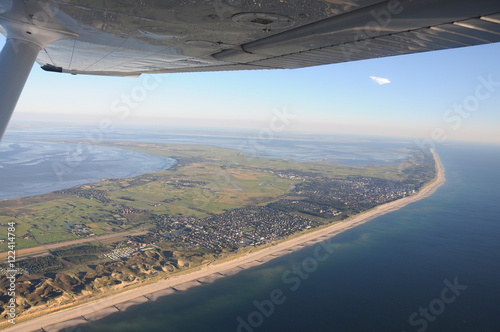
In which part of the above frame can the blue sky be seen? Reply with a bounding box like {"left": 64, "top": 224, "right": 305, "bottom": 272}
{"left": 2, "top": 35, "right": 500, "bottom": 143}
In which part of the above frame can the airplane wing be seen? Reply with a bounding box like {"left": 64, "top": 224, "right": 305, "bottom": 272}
{"left": 1, "top": 0, "right": 500, "bottom": 137}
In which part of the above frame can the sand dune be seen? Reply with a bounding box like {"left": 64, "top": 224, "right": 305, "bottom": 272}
{"left": 3, "top": 150, "right": 445, "bottom": 332}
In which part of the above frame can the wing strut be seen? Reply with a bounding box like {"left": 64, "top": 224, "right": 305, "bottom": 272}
{"left": 0, "top": 0, "right": 77, "bottom": 139}
{"left": 0, "top": 38, "right": 40, "bottom": 139}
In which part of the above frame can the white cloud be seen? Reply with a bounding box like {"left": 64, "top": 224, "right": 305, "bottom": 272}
{"left": 370, "top": 76, "right": 391, "bottom": 85}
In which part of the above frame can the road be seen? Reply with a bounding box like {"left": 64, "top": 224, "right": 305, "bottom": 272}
{"left": 0, "top": 229, "right": 148, "bottom": 260}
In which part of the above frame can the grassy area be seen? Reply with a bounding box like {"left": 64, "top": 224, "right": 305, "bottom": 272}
{"left": 0, "top": 142, "right": 436, "bottom": 326}
{"left": 0, "top": 142, "right": 410, "bottom": 251}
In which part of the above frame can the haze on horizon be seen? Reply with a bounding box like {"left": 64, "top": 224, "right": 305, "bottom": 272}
{"left": 2, "top": 35, "right": 499, "bottom": 144}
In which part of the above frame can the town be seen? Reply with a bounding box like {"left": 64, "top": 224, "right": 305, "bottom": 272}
{"left": 0, "top": 143, "right": 436, "bottom": 322}
{"left": 133, "top": 172, "right": 431, "bottom": 251}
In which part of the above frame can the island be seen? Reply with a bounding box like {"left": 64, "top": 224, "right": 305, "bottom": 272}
{"left": 0, "top": 143, "right": 444, "bottom": 331}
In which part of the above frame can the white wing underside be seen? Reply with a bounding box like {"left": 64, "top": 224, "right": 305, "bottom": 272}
{"left": 0, "top": 0, "right": 500, "bottom": 139}
{"left": 28, "top": 0, "right": 500, "bottom": 76}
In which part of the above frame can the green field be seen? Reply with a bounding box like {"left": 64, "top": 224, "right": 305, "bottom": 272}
{"left": 0, "top": 142, "right": 411, "bottom": 250}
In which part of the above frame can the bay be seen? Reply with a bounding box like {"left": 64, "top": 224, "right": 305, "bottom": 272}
{"left": 3, "top": 127, "right": 415, "bottom": 166}
{"left": 0, "top": 128, "right": 415, "bottom": 200}
{"left": 0, "top": 140, "right": 175, "bottom": 200}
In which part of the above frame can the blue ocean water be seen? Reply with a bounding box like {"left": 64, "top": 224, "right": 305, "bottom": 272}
{"left": 71, "top": 143, "right": 500, "bottom": 332}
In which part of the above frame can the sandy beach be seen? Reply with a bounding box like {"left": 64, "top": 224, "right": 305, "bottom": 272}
{"left": 3, "top": 150, "right": 445, "bottom": 332}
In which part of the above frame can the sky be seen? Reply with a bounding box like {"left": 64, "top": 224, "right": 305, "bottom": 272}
{"left": 1, "top": 35, "right": 500, "bottom": 144}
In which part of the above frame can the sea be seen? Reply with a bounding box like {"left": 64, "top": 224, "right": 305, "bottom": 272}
{"left": 1, "top": 129, "right": 499, "bottom": 332}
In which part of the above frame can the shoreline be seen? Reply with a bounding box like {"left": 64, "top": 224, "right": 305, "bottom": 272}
{"left": 3, "top": 150, "right": 446, "bottom": 332}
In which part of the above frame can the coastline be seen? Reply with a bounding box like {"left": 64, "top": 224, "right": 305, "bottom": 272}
{"left": 3, "top": 150, "right": 446, "bottom": 332}
{"left": 0, "top": 141, "right": 176, "bottom": 201}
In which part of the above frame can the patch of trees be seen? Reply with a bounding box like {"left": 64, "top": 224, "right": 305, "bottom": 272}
{"left": 17, "top": 256, "right": 64, "bottom": 274}
{"left": 64, "top": 254, "right": 100, "bottom": 264}
{"left": 52, "top": 244, "right": 109, "bottom": 257}
{"left": 118, "top": 196, "right": 136, "bottom": 201}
